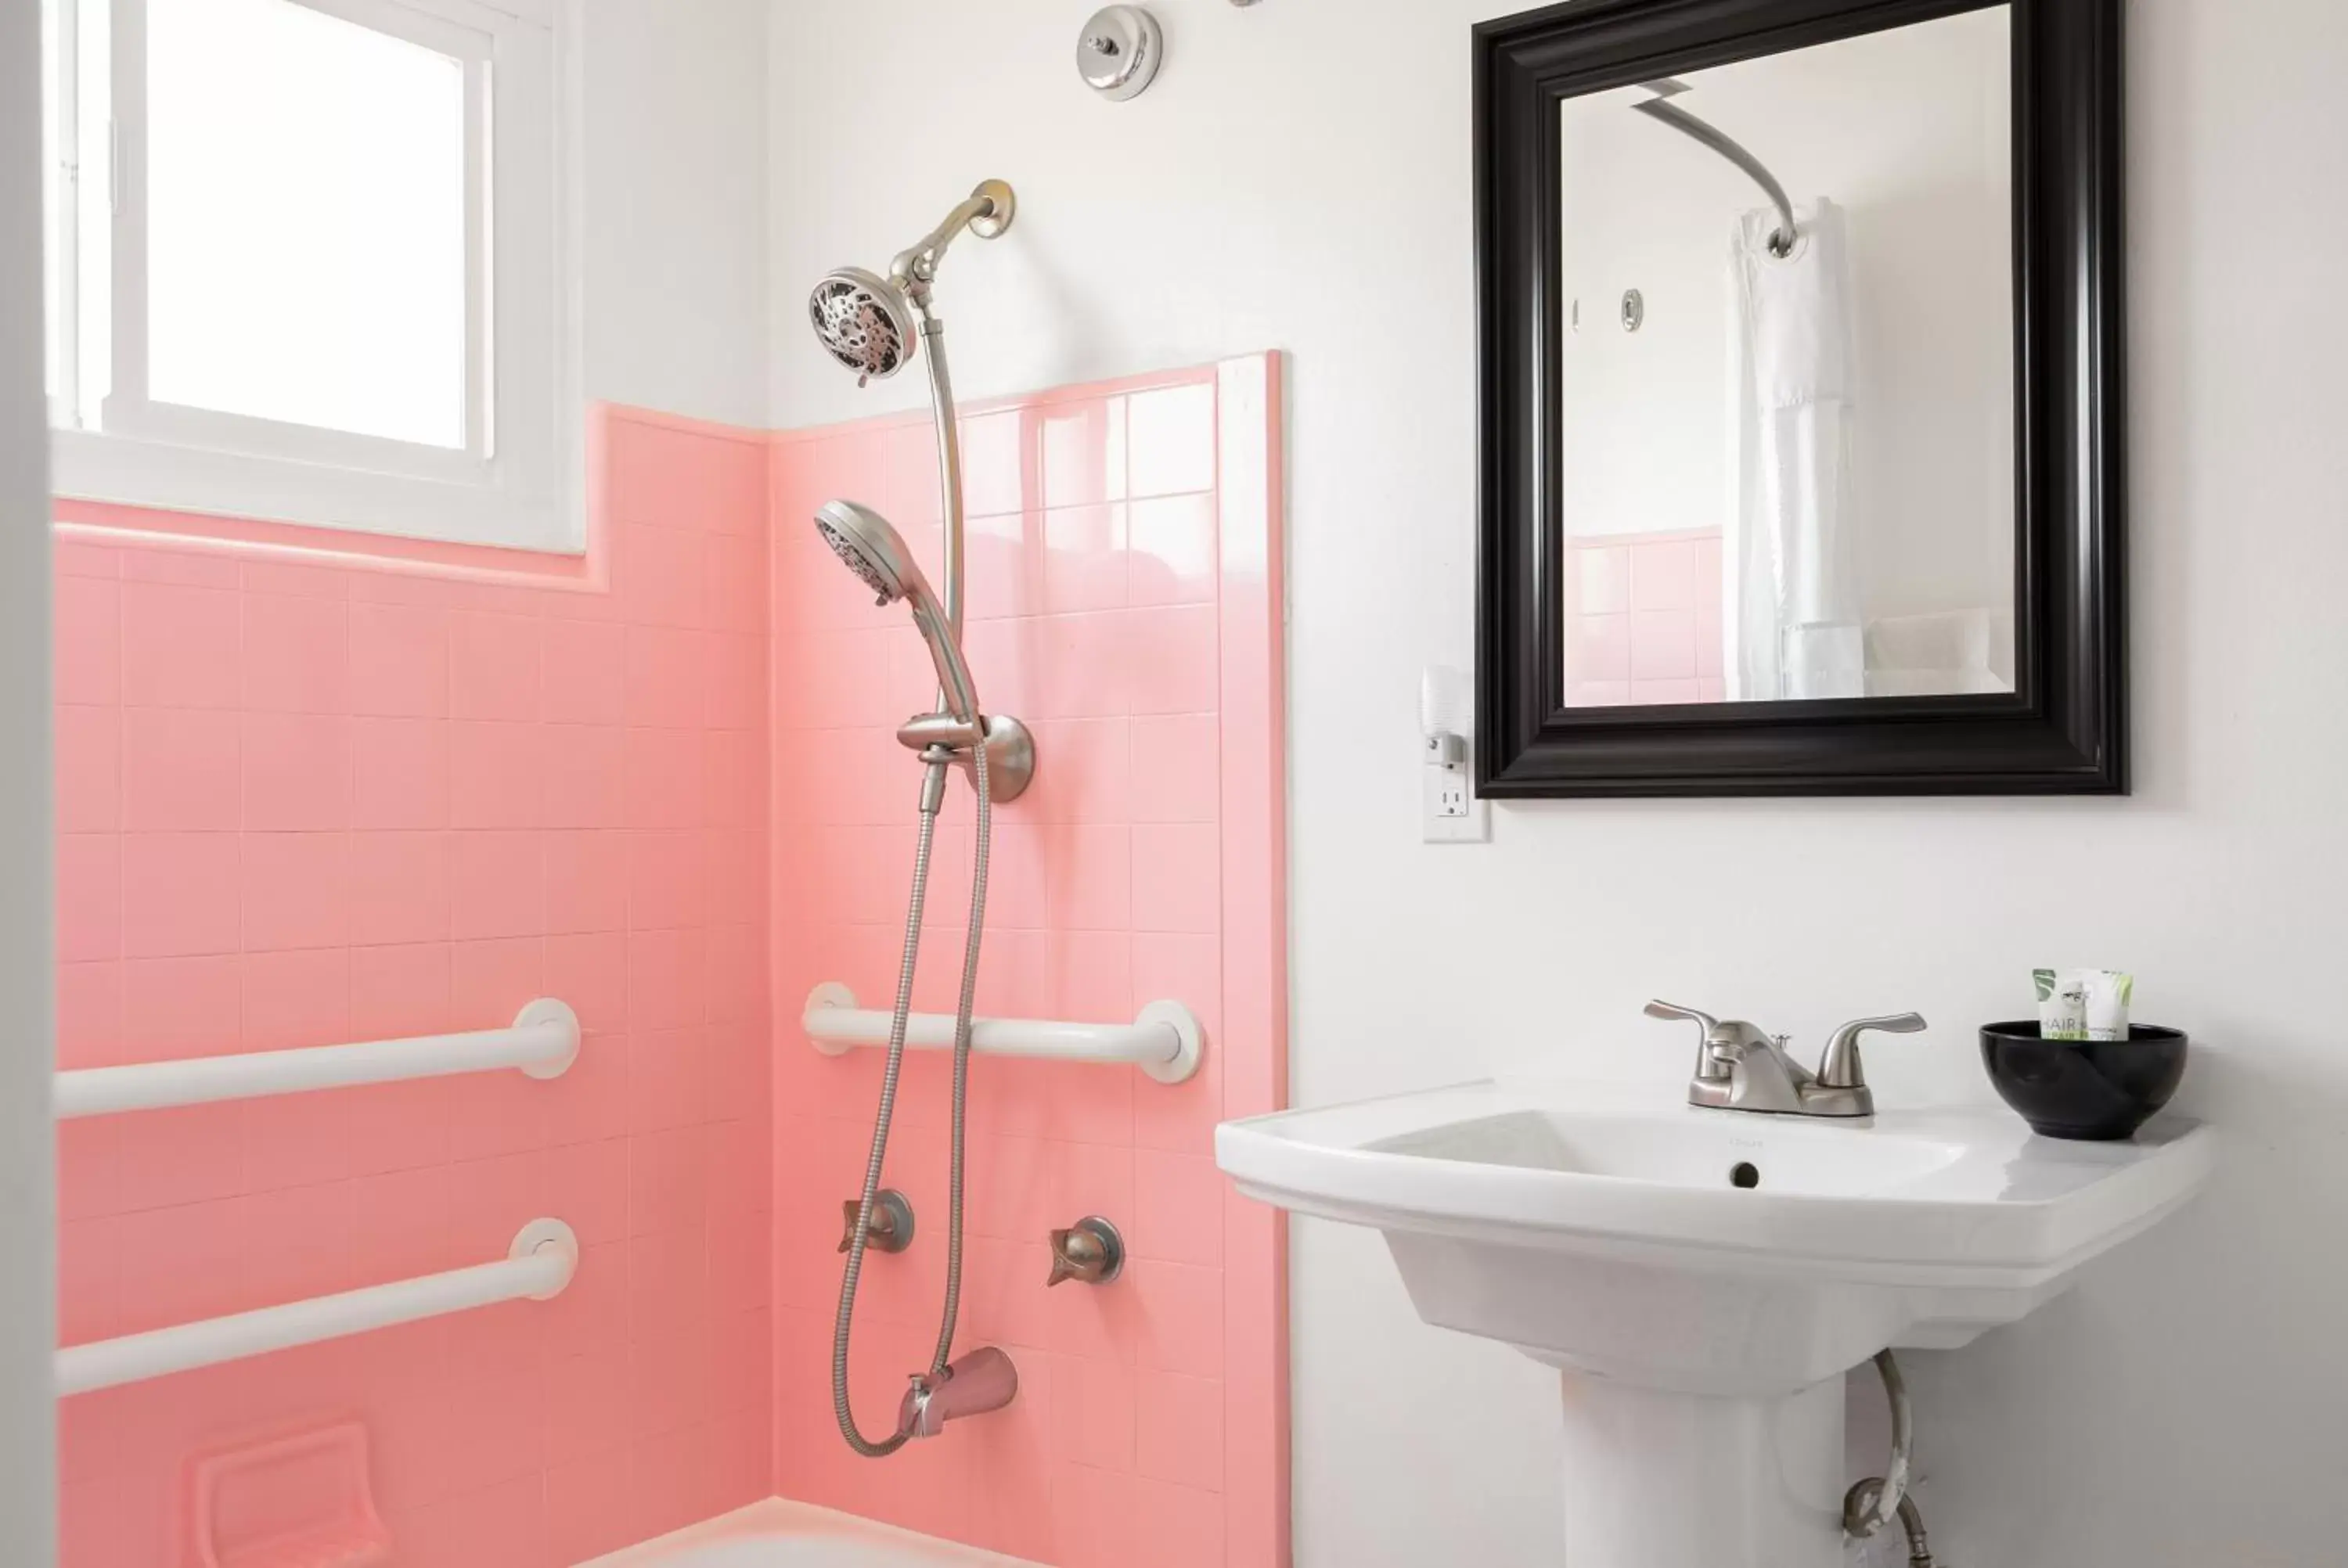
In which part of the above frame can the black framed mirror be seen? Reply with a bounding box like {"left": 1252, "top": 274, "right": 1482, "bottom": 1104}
{"left": 1475, "top": 0, "right": 2123, "bottom": 796}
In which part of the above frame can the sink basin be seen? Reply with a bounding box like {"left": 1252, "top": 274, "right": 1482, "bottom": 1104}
{"left": 1219, "top": 1078, "right": 2213, "bottom": 1566}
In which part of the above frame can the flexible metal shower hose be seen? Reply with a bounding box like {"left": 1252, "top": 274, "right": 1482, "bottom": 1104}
{"left": 830, "top": 736, "right": 992, "bottom": 1458}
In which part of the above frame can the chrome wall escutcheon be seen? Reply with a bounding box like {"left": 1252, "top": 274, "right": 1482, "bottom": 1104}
{"left": 1079, "top": 6, "right": 1164, "bottom": 100}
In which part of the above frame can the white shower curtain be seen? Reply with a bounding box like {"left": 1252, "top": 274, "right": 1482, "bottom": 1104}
{"left": 1723, "top": 198, "right": 1863, "bottom": 700}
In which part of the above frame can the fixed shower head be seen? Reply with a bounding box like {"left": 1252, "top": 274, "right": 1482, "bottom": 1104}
{"left": 809, "top": 267, "right": 919, "bottom": 386}
{"left": 813, "top": 500, "right": 981, "bottom": 724}
{"left": 808, "top": 181, "right": 1016, "bottom": 386}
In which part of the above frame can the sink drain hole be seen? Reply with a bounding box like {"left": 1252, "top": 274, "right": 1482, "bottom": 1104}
{"left": 1729, "top": 1162, "right": 1761, "bottom": 1189}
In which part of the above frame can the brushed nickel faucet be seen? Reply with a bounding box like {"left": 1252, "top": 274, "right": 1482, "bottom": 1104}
{"left": 1644, "top": 1001, "right": 1926, "bottom": 1118}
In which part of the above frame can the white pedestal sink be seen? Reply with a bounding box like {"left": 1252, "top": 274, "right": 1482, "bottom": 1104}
{"left": 1218, "top": 1080, "right": 2213, "bottom": 1567}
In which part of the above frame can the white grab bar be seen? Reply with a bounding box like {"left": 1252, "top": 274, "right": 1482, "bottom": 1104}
{"left": 56, "top": 1218, "right": 579, "bottom": 1396}
{"left": 803, "top": 983, "right": 1203, "bottom": 1084}
{"left": 54, "top": 998, "right": 580, "bottom": 1120}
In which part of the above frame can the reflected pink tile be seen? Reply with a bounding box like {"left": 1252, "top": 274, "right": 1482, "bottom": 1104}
{"left": 1630, "top": 609, "right": 1698, "bottom": 681}
{"left": 1630, "top": 540, "right": 1701, "bottom": 612}
{"left": 1698, "top": 677, "right": 1727, "bottom": 703}
{"left": 1633, "top": 678, "right": 1703, "bottom": 706}
{"left": 1567, "top": 613, "right": 1630, "bottom": 684}
{"left": 1567, "top": 681, "right": 1630, "bottom": 707}
{"left": 1576, "top": 545, "right": 1632, "bottom": 615}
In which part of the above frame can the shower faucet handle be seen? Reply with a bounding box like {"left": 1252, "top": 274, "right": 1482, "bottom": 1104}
{"left": 1046, "top": 1217, "right": 1125, "bottom": 1287}
{"left": 839, "top": 1189, "right": 915, "bottom": 1255}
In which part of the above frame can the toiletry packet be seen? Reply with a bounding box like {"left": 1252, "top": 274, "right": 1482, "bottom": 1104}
{"left": 2034, "top": 969, "right": 2087, "bottom": 1040}
{"left": 2034, "top": 969, "right": 2134, "bottom": 1042}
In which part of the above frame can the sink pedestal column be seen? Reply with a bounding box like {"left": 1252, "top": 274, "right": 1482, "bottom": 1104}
{"left": 1555, "top": 1374, "right": 1845, "bottom": 1567}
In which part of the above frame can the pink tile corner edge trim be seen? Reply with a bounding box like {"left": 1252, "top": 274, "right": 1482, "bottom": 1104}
{"left": 1215, "top": 351, "right": 1291, "bottom": 1568}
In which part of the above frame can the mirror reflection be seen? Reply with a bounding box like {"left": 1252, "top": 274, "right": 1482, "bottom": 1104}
{"left": 1556, "top": 8, "right": 2015, "bottom": 705}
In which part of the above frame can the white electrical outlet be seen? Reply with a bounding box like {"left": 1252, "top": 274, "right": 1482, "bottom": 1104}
{"left": 1421, "top": 665, "right": 1491, "bottom": 844}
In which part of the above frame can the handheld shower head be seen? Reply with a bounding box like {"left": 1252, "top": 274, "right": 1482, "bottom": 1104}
{"left": 809, "top": 268, "right": 919, "bottom": 387}
{"left": 813, "top": 500, "right": 981, "bottom": 724}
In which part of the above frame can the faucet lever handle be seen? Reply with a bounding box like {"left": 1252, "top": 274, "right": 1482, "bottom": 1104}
{"left": 1818, "top": 1012, "right": 1927, "bottom": 1088}
{"left": 1647, "top": 1000, "right": 1734, "bottom": 1083}
{"left": 1644, "top": 999, "right": 1721, "bottom": 1034}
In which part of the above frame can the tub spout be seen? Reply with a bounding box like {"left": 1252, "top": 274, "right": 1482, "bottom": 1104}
{"left": 895, "top": 1346, "right": 1019, "bottom": 1440}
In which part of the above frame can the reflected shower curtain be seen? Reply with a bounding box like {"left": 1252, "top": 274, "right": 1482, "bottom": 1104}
{"left": 1723, "top": 197, "right": 1863, "bottom": 699}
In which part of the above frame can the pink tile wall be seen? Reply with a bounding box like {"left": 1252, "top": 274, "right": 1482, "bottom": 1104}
{"left": 1563, "top": 529, "right": 1725, "bottom": 707}
{"left": 766, "top": 355, "right": 1288, "bottom": 1568}
{"left": 51, "top": 407, "right": 775, "bottom": 1568}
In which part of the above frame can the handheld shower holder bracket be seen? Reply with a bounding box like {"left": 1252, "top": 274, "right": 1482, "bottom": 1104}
{"left": 896, "top": 711, "right": 1037, "bottom": 804}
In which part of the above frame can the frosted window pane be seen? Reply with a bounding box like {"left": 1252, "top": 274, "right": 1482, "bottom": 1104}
{"left": 146, "top": 0, "right": 467, "bottom": 448}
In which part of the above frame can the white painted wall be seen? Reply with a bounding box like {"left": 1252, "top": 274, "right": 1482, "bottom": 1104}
{"left": 579, "top": 0, "right": 769, "bottom": 424}
{"left": 0, "top": 0, "right": 59, "bottom": 1558}
{"left": 764, "top": 3, "right": 2348, "bottom": 1566}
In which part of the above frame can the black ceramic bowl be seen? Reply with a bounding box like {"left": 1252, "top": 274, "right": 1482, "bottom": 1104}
{"left": 1979, "top": 1022, "right": 2188, "bottom": 1141}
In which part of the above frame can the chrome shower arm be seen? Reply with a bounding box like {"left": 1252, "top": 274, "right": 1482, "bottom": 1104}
{"left": 891, "top": 181, "right": 1017, "bottom": 289}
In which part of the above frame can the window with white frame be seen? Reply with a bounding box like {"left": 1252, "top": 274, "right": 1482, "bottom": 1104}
{"left": 39, "top": 0, "right": 580, "bottom": 552}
